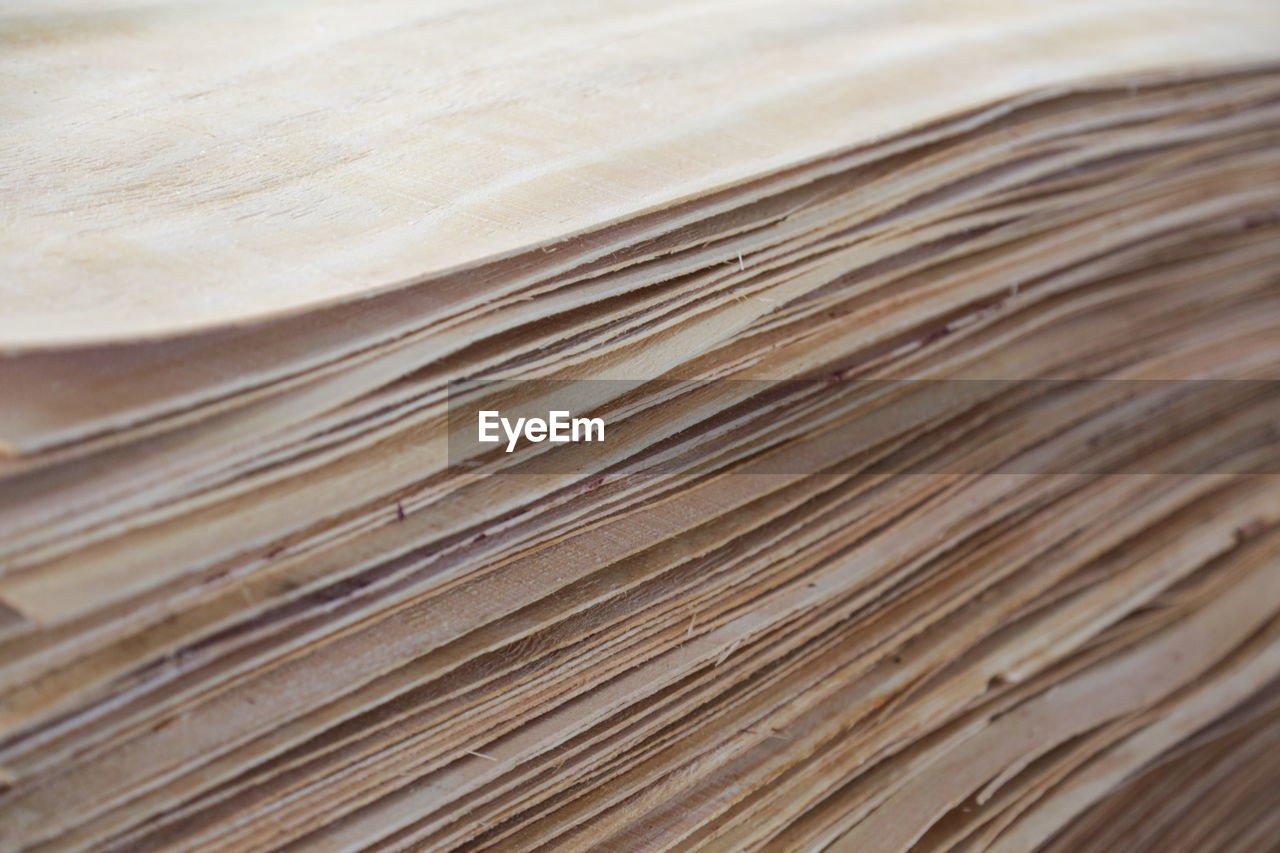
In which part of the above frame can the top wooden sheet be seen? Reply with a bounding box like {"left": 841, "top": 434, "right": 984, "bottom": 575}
{"left": 3, "top": 0, "right": 1277, "bottom": 348}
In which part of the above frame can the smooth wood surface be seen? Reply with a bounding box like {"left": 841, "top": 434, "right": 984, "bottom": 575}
{"left": 3, "top": 0, "right": 1279, "bottom": 347}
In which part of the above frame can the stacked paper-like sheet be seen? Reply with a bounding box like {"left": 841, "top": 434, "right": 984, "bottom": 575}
{"left": 1, "top": 2, "right": 1279, "bottom": 850}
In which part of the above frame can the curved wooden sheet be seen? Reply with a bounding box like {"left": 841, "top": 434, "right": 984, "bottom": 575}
{"left": 4, "top": 0, "right": 1278, "bottom": 347}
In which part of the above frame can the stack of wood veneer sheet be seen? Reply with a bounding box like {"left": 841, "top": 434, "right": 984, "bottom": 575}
{"left": 2, "top": 2, "right": 1280, "bottom": 850}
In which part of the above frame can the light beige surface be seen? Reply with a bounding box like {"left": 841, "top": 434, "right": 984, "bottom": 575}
{"left": 2, "top": 41, "right": 1280, "bottom": 846}
{"left": 4, "top": 0, "right": 1279, "bottom": 347}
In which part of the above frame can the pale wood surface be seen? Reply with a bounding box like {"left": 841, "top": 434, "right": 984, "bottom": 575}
{"left": 3, "top": 0, "right": 1278, "bottom": 347}
{"left": 2, "top": 7, "right": 1280, "bottom": 851}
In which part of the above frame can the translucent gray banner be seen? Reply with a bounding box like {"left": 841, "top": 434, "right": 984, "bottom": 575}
{"left": 446, "top": 379, "right": 1280, "bottom": 477}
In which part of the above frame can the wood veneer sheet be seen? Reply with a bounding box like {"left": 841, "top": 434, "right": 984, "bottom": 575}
{"left": 3, "top": 0, "right": 1280, "bottom": 345}
{"left": 2, "top": 2, "right": 1280, "bottom": 852}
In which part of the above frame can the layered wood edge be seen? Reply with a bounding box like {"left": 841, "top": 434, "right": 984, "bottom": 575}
{"left": 0, "top": 67, "right": 1279, "bottom": 851}
{"left": 5, "top": 0, "right": 1279, "bottom": 347}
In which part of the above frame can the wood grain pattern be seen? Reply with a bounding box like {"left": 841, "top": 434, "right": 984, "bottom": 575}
{"left": 2, "top": 4, "right": 1279, "bottom": 852}
{"left": 4, "top": 0, "right": 1279, "bottom": 346}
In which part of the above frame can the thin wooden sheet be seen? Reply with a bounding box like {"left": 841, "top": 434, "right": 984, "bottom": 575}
{"left": 4, "top": 0, "right": 1278, "bottom": 347}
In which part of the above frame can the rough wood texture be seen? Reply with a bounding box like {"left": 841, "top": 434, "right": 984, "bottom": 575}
{"left": 1, "top": 3, "right": 1279, "bottom": 852}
